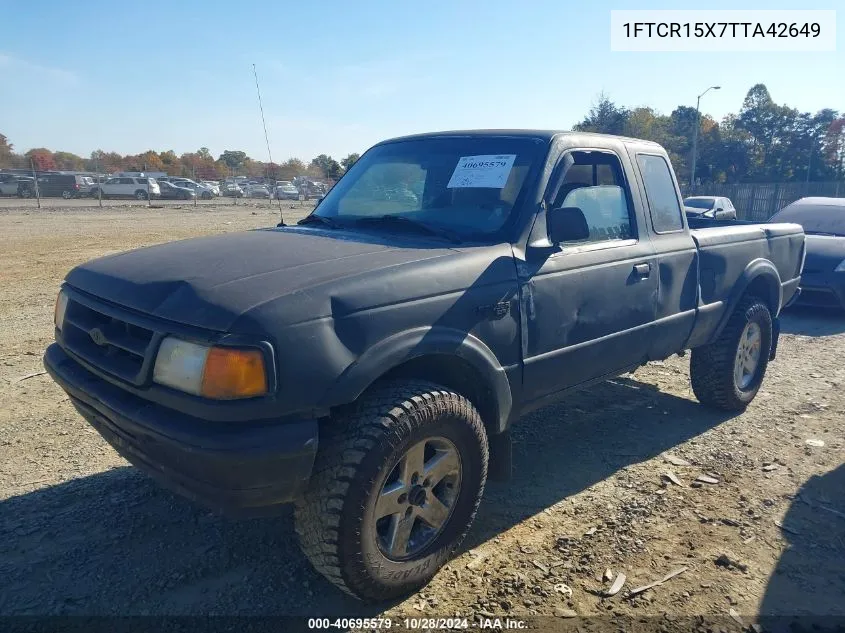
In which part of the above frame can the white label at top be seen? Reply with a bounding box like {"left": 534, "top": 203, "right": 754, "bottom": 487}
{"left": 447, "top": 155, "right": 516, "bottom": 189}
{"left": 610, "top": 10, "right": 836, "bottom": 52}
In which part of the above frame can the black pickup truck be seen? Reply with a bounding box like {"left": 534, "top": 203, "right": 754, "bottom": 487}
{"left": 44, "top": 130, "right": 805, "bottom": 601}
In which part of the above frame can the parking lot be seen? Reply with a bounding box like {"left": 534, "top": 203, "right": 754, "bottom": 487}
{"left": 0, "top": 202, "right": 843, "bottom": 627}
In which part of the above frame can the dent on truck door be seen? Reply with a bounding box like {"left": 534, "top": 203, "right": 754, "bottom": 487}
{"left": 521, "top": 150, "right": 658, "bottom": 406}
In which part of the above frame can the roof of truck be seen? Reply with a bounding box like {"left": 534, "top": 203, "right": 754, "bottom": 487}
{"left": 378, "top": 129, "right": 663, "bottom": 146}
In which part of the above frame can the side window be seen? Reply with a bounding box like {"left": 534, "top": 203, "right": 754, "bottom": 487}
{"left": 637, "top": 154, "right": 684, "bottom": 233}
{"left": 551, "top": 151, "right": 635, "bottom": 244}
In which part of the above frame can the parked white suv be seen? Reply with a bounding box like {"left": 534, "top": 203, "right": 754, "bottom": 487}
{"left": 95, "top": 177, "right": 160, "bottom": 200}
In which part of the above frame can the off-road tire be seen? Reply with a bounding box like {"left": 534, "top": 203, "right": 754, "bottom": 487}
{"left": 690, "top": 296, "right": 772, "bottom": 411}
{"left": 294, "top": 380, "right": 488, "bottom": 602}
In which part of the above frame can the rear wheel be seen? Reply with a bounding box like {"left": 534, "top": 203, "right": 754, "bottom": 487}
{"left": 690, "top": 296, "right": 772, "bottom": 411}
{"left": 135, "top": 190, "right": 148, "bottom": 200}
{"left": 61, "top": 190, "right": 73, "bottom": 199}
{"left": 295, "top": 381, "right": 488, "bottom": 602}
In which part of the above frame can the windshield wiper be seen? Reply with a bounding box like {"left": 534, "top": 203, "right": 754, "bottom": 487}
{"left": 352, "top": 215, "right": 462, "bottom": 243}
{"left": 297, "top": 214, "right": 342, "bottom": 229}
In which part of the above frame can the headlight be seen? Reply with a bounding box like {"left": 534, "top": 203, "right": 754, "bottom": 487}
{"left": 54, "top": 290, "right": 69, "bottom": 330}
{"left": 835, "top": 259, "right": 845, "bottom": 272}
{"left": 153, "top": 337, "right": 268, "bottom": 399}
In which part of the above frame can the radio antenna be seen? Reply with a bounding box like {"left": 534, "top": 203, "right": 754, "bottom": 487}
{"left": 252, "top": 63, "right": 284, "bottom": 225}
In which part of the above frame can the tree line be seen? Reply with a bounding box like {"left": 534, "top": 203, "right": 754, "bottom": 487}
{"left": 2, "top": 83, "right": 843, "bottom": 186}
{"left": 0, "top": 136, "right": 360, "bottom": 183}
{"left": 574, "top": 84, "right": 844, "bottom": 185}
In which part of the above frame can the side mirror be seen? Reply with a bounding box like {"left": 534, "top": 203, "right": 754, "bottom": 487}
{"left": 548, "top": 206, "right": 589, "bottom": 244}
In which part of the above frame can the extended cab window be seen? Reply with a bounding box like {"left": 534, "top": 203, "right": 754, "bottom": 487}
{"left": 637, "top": 154, "right": 684, "bottom": 233}
{"left": 551, "top": 151, "right": 634, "bottom": 244}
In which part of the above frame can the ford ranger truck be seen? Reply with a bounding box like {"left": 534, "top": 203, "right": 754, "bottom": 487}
{"left": 44, "top": 130, "right": 805, "bottom": 602}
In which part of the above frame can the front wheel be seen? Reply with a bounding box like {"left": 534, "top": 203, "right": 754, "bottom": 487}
{"left": 294, "top": 381, "right": 488, "bottom": 602}
{"left": 690, "top": 296, "right": 772, "bottom": 411}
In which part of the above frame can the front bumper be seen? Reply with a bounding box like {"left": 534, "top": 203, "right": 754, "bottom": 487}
{"left": 44, "top": 343, "right": 318, "bottom": 514}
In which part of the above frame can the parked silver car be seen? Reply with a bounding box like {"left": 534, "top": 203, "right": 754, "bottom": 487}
{"left": 274, "top": 181, "right": 300, "bottom": 200}
{"left": 683, "top": 196, "right": 737, "bottom": 220}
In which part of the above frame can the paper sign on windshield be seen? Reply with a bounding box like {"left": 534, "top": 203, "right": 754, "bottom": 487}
{"left": 447, "top": 155, "right": 516, "bottom": 189}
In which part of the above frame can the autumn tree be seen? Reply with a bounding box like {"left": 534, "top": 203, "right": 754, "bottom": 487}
{"left": 278, "top": 158, "right": 305, "bottom": 180}
{"left": 25, "top": 148, "right": 56, "bottom": 171}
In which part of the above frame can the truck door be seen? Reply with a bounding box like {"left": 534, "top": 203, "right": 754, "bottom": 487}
{"left": 520, "top": 148, "right": 658, "bottom": 405}
{"left": 627, "top": 151, "right": 698, "bottom": 360}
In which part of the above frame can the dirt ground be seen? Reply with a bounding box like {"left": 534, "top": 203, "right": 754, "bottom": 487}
{"left": 1, "top": 202, "right": 843, "bottom": 629}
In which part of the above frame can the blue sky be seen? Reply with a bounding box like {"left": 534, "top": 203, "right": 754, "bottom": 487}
{"left": 1, "top": 0, "right": 842, "bottom": 162}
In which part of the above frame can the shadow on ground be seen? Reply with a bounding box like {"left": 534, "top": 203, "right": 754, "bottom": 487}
{"left": 0, "top": 375, "right": 733, "bottom": 616}
{"left": 780, "top": 306, "right": 845, "bottom": 337}
{"left": 758, "top": 462, "right": 845, "bottom": 630}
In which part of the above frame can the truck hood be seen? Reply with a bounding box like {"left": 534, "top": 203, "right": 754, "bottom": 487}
{"left": 804, "top": 234, "right": 845, "bottom": 272}
{"left": 65, "top": 227, "right": 457, "bottom": 331}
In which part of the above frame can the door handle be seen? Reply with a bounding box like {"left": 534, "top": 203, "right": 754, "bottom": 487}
{"left": 633, "top": 263, "right": 651, "bottom": 278}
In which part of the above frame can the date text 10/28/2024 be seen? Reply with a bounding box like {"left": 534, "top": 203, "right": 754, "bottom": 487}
{"left": 308, "top": 617, "right": 529, "bottom": 630}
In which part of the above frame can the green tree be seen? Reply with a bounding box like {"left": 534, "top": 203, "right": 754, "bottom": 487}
{"left": 0, "top": 133, "right": 14, "bottom": 164}
{"left": 219, "top": 150, "right": 247, "bottom": 174}
{"left": 310, "top": 154, "right": 341, "bottom": 179}
{"left": 53, "top": 151, "right": 86, "bottom": 171}
{"left": 573, "top": 93, "right": 629, "bottom": 135}
{"left": 340, "top": 153, "right": 360, "bottom": 172}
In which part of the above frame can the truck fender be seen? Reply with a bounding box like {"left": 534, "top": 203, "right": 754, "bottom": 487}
{"left": 319, "top": 326, "right": 514, "bottom": 433}
{"left": 710, "top": 258, "right": 782, "bottom": 343}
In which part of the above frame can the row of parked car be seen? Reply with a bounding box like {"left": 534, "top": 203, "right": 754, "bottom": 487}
{"left": 0, "top": 172, "right": 329, "bottom": 201}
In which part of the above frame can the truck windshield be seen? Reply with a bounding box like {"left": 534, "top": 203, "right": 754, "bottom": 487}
{"left": 311, "top": 136, "right": 547, "bottom": 240}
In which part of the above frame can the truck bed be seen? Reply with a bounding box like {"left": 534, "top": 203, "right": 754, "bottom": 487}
{"left": 682, "top": 220, "right": 805, "bottom": 349}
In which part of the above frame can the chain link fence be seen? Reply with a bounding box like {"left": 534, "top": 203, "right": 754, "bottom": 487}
{"left": 0, "top": 165, "right": 324, "bottom": 214}
{"left": 680, "top": 181, "right": 845, "bottom": 221}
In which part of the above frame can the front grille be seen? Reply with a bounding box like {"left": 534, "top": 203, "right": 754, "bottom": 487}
{"left": 62, "top": 297, "right": 156, "bottom": 384}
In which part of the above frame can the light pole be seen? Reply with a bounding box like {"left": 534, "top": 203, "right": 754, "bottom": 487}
{"left": 690, "top": 85, "right": 720, "bottom": 188}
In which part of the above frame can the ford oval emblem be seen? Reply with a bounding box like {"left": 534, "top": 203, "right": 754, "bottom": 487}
{"left": 89, "top": 327, "right": 107, "bottom": 347}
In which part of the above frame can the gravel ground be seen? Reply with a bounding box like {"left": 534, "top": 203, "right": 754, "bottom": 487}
{"left": 1, "top": 203, "right": 843, "bottom": 628}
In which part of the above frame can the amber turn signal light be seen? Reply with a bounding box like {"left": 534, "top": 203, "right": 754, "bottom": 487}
{"left": 200, "top": 347, "right": 268, "bottom": 399}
